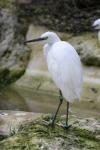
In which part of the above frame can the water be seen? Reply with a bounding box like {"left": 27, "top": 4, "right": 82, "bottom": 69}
{"left": 0, "top": 86, "right": 100, "bottom": 119}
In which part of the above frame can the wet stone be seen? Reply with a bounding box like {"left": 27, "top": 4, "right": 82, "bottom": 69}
{"left": 0, "top": 113, "right": 100, "bottom": 150}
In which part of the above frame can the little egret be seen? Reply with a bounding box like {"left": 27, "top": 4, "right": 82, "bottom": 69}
{"left": 92, "top": 19, "right": 100, "bottom": 44}
{"left": 24, "top": 32, "right": 83, "bottom": 129}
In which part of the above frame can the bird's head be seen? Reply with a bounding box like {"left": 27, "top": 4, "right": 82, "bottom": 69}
{"left": 24, "top": 31, "right": 60, "bottom": 45}
{"left": 92, "top": 19, "right": 100, "bottom": 30}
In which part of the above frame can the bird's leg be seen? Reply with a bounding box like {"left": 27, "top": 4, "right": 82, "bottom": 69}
{"left": 51, "top": 90, "right": 63, "bottom": 127}
{"left": 66, "top": 102, "right": 70, "bottom": 127}
{"left": 62, "top": 101, "right": 71, "bottom": 129}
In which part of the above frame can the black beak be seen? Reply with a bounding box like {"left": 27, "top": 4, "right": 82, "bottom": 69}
{"left": 92, "top": 24, "right": 98, "bottom": 29}
{"left": 24, "top": 37, "right": 48, "bottom": 44}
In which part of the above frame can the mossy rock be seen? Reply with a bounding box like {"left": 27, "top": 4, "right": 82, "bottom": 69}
{"left": 81, "top": 55, "right": 100, "bottom": 66}
{"left": 0, "top": 0, "right": 14, "bottom": 8}
{"left": 0, "top": 68, "right": 25, "bottom": 87}
{"left": 0, "top": 115, "right": 99, "bottom": 150}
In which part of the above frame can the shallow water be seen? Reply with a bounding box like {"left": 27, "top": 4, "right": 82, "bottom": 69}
{"left": 0, "top": 86, "right": 100, "bottom": 119}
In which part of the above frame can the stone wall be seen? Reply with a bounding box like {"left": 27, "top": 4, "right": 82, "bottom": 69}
{"left": 0, "top": 0, "right": 31, "bottom": 86}
{"left": 0, "top": 0, "right": 100, "bottom": 86}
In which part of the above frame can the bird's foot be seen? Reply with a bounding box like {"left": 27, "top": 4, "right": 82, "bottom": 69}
{"left": 61, "top": 123, "right": 72, "bottom": 130}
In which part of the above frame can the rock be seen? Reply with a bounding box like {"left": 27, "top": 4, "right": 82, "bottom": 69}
{"left": 14, "top": 0, "right": 100, "bottom": 33}
{"left": 0, "top": 0, "right": 100, "bottom": 88}
{"left": 0, "top": 3, "right": 30, "bottom": 86}
{"left": 0, "top": 113, "right": 100, "bottom": 150}
{"left": 0, "top": 110, "right": 42, "bottom": 136}
{"left": 0, "top": 1, "right": 31, "bottom": 86}
{"left": 17, "top": 0, "right": 32, "bottom": 4}
{"left": 68, "top": 33, "right": 100, "bottom": 66}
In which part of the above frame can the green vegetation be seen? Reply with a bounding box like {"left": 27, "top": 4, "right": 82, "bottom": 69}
{"left": 0, "top": 68, "right": 25, "bottom": 87}
{"left": 32, "top": 75, "right": 53, "bottom": 83}
{"left": 0, "top": 115, "right": 99, "bottom": 150}
{"left": 82, "top": 55, "right": 100, "bottom": 66}
{"left": 0, "top": 0, "right": 14, "bottom": 8}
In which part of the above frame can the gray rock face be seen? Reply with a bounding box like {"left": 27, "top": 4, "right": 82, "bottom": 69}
{"left": 0, "top": 0, "right": 100, "bottom": 87}
{"left": 0, "top": 4, "right": 31, "bottom": 86}
{"left": 17, "top": 0, "right": 32, "bottom": 4}
{"left": 0, "top": 111, "right": 41, "bottom": 136}
{"left": 67, "top": 32, "right": 100, "bottom": 66}
{"left": 0, "top": 9, "right": 15, "bottom": 58}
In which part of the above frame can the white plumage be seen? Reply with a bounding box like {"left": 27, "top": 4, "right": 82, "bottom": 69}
{"left": 42, "top": 32, "right": 83, "bottom": 102}
{"left": 92, "top": 19, "right": 100, "bottom": 30}
{"left": 25, "top": 31, "right": 83, "bottom": 128}
{"left": 92, "top": 19, "right": 100, "bottom": 44}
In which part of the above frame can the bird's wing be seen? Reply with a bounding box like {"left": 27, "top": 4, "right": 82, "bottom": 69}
{"left": 47, "top": 42, "right": 83, "bottom": 101}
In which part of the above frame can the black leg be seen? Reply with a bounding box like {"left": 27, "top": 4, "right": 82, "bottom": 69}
{"left": 62, "top": 101, "right": 71, "bottom": 129}
{"left": 66, "top": 101, "right": 69, "bottom": 126}
{"left": 51, "top": 90, "right": 63, "bottom": 126}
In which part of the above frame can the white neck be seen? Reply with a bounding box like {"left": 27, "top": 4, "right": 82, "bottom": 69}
{"left": 48, "top": 36, "right": 60, "bottom": 45}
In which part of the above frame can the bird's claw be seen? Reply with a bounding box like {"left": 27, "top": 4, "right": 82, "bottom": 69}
{"left": 42, "top": 120, "right": 71, "bottom": 130}
{"left": 61, "top": 124, "right": 72, "bottom": 129}
{"left": 56, "top": 122, "right": 72, "bottom": 129}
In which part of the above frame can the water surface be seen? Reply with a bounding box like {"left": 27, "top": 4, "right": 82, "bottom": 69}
{"left": 0, "top": 86, "right": 100, "bottom": 119}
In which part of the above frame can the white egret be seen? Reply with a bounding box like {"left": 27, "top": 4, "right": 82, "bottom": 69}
{"left": 24, "top": 32, "right": 83, "bottom": 129}
{"left": 92, "top": 19, "right": 100, "bottom": 44}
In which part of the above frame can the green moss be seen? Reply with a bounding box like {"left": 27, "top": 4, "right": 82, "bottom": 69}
{"left": 73, "top": 127, "right": 98, "bottom": 141}
{"left": 0, "top": 115, "right": 100, "bottom": 150}
{"left": 32, "top": 76, "right": 53, "bottom": 83}
{"left": 0, "top": 68, "right": 10, "bottom": 86}
{"left": 8, "top": 68, "right": 25, "bottom": 84}
{"left": 82, "top": 55, "right": 100, "bottom": 67}
{"left": 0, "top": 68, "right": 25, "bottom": 87}
{"left": 0, "top": 0, "right": 14, "bottom": 8}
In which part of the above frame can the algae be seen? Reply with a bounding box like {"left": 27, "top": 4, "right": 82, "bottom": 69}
{"left": 0, "top": 68, "right": 25, "bottom": 87}
{"left": 0, "top": 115, "right": 99, "bottom": 150}
{"left": 82, "top": 55, "right": 100, "bottom": 67}
{"left": 32, "top": 76, "right": 53, "bottom": 83}
{"left": 0, "top": 0, "right": 14, "bottom": 8}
